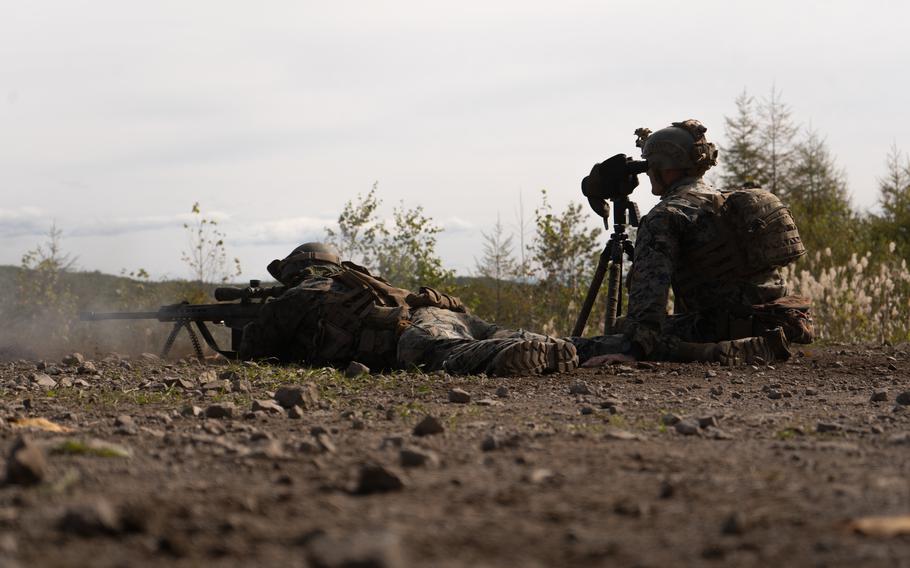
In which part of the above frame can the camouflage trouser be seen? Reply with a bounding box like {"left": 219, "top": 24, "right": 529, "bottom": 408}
{"left": 569, "top": 313, "right": 787, "bottom": 364}
{"left": 397, "top": 307, "right": 550, "bottom": 374}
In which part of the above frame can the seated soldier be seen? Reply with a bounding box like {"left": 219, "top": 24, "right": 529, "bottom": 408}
{"left": 572, "top": 120, "right": 814, "bottom": 366}
{"left": 239, "top": 243, "right": 578, "bottom": 376}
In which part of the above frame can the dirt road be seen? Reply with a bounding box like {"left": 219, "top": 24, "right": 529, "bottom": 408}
{"left": 1, "top": 345, "right": 909, "bottom": 567}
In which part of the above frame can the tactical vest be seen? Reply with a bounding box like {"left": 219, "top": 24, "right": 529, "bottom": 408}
{"left": 673, "top": 186, "right": 806, "bottom": 298}
{"left": 311, "top": 262, "right": 465, "bottom": 369}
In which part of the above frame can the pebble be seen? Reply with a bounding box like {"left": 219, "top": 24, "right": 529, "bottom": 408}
{"left": 721, "top": 512, "right": 746, "bottom": 535}
{"left": 705, "top": 370, "right": 718, "bottom": 378}
{"left": 274, "top": 383, "right": 320, "bottom": 409}
{"left": 399, "top": 447, "right": 440, "bottom": 468}
{"left": 77, "top": 362, "right": 98, "bottom": 375}
{"left": 870, "top": 390, "right": 889, "bottom": 402}
{"left": 345, "top": 361, "right": 370, "bottom": 378}
{"left": 568, "top": 381, "right": 592, "bottom": 395}
{"left": 201, "top": 380, "right": 232, "bottom": 393}
{"left": 805, "top": 387, "right": 819, "bottom": 396}
{"left": 251, "top": 400, "right": 284, "bottom": 415}
{"left": 767, "top": 389, "right": 783, "bottom": 400}
{"left": 896, "top": 391, "right": 910, "bottom": 406}
{"left": 447, "top": 388, "right": 471, "bottom": 404}
{"left": 709, "top": 386, "right": 724, "bottom": 396}
{"left": 527, "top": 468, "right": 555, "bottom": 484}
{"left": 287, "top": 405, "right": 304, "bottom": 419}
{"left": 816, "top": 422, "right": 844, "bottom": 433}
{"left": 62, "top": 353, "right": 85, "bottom": 366}
{"left": 30, "top": 373, "right": 56, "bottom": 389}
{"left": 698, "top": 416, "right": 719, "bottom": 429}
{"left": 114, "top": 415, "right": 138, "bottom": 435}
{"left": 661, "top": 413, "right": 682, "bottom": 426}
{"left": 495, "top": 386, "right": 510, "bottom": 398}
{"left": 579, "top": 406, "right": 594, "bottom": 415}
{"left": 412, "top": 415, "right": 444, "bottom": 437}
{"left": 57, "top": 499, "right": 121, "bottom": 536}
{"left": 139, "top": 352, "right": 160, "bottom": 361}
{"left": 312, "top": 430, "right": 337, "bottom": 454}
{"left": 204, "top": 403, "right": 237, "bottom": 420}
{"left": 354, "top": 463, "right": 405, "bottom": 495}
{"left": 604, "top": 429, "right": 642, "bottom": 441}
{"left": 5, "top": 437, "right": 46, "bottom": 485}
{"left": 305, "top": 530, "right": 404, "bottom": 568}
{"left": 163, "top": 377, "right": 194, "bottom": 390}
{"left": 181, "top": 405, "right": 203, "bottom": 418}
{"left": 674, "top": 420, "right": 700, "bottom": 436}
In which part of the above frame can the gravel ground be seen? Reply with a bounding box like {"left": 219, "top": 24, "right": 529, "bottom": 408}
{"left": 1, "top": 344, "right": 909, "bottom": 567}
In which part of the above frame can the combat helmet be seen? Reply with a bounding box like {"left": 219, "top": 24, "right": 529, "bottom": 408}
{"left": 640, "top": 119, "right": 718, "bottom": 177}
{"left": 288, "top": 242, "right": 341, "bottom": 265}
{"left": 267, "top": 242, "right": 341, "bottom": 284}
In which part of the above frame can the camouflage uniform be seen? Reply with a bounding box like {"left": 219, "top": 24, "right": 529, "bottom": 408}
{"left": 240, "top": 260, "right": 577, "bottom": 375}
{"left": 572, "top": 177, "right": 791, "bottom": 363}
{"left": 397, "top": 307, "right": 566, "bottom": 374}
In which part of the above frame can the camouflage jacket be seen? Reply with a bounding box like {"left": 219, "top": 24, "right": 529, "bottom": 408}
{"left": 625, "top": 177, "right": 788, "bottom": 357}
{"left": 238, "top": 262, "right": 465, "bottom": 368}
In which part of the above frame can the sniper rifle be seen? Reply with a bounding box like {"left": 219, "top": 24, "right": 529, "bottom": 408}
{"left": 79, "top": 279, "right": 285, "bottom": 360}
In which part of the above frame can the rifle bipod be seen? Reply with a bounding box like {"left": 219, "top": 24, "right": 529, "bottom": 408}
{"left": 159, "top": 318, "right": 228, "bottom": 361}
{"left": 572, "top": 195, "right": 639, "bottom": 337}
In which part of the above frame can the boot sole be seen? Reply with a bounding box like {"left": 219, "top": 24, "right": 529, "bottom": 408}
{"left": 489, "top": 340, "right": 579, "bottom": 376}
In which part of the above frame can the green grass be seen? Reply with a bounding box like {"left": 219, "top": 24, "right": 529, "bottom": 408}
{"left": 51, "top": 439, "right": 132, "bottom": 458}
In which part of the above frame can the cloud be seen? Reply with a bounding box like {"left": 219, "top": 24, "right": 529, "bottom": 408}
{"left": 0, "top": 207, "right": 52, "bottom": 238}
{"left": 441, "top": 216, "right": 475, "bottom": 234}
{"left": 67, "top": 210, "right": 231, "bottom": 238}
{"left": 230, "top": 216, "right": 335, "bottom": 247}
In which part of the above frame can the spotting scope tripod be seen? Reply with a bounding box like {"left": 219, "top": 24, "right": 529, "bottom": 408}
{"left": 571, "top": 148, "right": 649, "bottom": 337}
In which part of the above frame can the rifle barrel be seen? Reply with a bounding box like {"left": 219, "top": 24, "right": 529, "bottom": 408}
{"left": 80, "top": 311, "right": 160, "bottom": 321}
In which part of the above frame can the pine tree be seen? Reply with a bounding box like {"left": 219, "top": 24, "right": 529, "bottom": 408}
{"left": 873, "top": 144, "right": 910, "bottom": 257}
{"left": 784, "top": 130, "right": 855, "bottom": 261}
{"left": 758, "top": 86, "right": 799, "bottom": 196}
{"left": 720, "top": 90, "right": 765, "bottom": 189}
{"left": 474, "top": 214, "right": 516, "bottom": 321}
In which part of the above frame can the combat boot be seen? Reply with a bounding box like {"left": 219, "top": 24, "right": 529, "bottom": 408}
{"left": 716, "top": 327, "right": 791, "bottom": 366}
{"left": 488, "top": 338, "right": 579, "bottom": 376}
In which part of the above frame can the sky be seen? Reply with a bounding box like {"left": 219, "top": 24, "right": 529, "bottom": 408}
{"left": 1, "top": 0, "right": 907, "bottom": 281}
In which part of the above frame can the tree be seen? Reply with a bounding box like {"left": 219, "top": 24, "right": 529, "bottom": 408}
{"left": 325, "top": 185, "right": 454, "bottom": 290}
{"left": 14, "top": 223, "right": 78, "bottom": 347}
{"left": 871, "top": 144, "right": 910, "bottom": 258}
{"left": 325, "top": 182, "right": 382, "bottom": 268}
{"left": 529, "top": 190, "right": 602, "bottom": 335}
{"left": 181, "top": 202, "right": 241, "bottom": 285}
{"left": 474, "top": 214, "right": 517, "bottom": 321}
{"left": 720, "top": 86, "right": 798, "bottom": 195}
{"left": 376, "top": 202, "right": 454, "bottom": 290}
{"left": 784, "top": 130, "right": 856, "bottom": 261}
{"left": 720, "top": 90, "right": 765, "bottom": 189}
{"left": 759, "top": 85, "right": 799, "bottom": 196}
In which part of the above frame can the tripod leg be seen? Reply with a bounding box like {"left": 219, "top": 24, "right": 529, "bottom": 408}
{"left": 604, "top": 261, "right": 622, "bottom": 334}
{"left": 572, "top": 249, "right": 609, "bottom": 337}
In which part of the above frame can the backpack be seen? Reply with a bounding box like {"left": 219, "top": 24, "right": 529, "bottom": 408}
{"left": 719, "top": 188, "right": 806, "bottom": 273}
{"left": 676, "top": 185, "right": 806, "bottom": 283}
